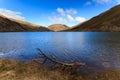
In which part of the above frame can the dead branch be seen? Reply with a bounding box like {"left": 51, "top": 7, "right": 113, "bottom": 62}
{"left": 35, "top": 48, "right": 86, "bottom": 68}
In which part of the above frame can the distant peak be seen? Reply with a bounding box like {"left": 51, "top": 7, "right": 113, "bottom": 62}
{"left": 48, "top": 24, "right": 69, "bottom": 31}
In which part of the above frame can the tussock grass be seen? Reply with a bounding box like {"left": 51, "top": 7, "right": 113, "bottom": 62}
{"left": 0, "top": 59, "right": 120, "bottom": 80}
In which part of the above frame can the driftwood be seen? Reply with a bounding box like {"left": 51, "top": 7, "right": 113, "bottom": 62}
{"left": 33, "top": 48, "right": 86, "bottom": 72}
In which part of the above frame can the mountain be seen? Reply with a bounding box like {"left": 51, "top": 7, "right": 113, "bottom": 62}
{"left": 0, "top": 15, "right": 50, "bottom": 32}
{"left": 69, "top": 5, "right": 120, "bottom": 32}
{"left": 48, "top": 24, "right": 69, "bottom": 32}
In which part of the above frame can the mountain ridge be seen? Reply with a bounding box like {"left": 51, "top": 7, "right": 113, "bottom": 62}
{"left": 1, "top": 5, "right": 120, "bottom": 32}
{"left": 0, "top": 14, "right": 51, "bottom": 32}
{"left": 68, "top": 4, "right": 120, "bottom": 32}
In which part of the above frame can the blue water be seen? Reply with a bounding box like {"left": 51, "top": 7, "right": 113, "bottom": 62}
{"left": 0, "top": 32, "right": 120, "bottom": 70}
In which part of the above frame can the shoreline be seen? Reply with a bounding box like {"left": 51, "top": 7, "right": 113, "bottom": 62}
{"left": 0, "top": 59, "right": 120, "bottom": 80}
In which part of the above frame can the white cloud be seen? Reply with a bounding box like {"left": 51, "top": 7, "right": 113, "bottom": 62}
{"left": 57, "top": 8, "right": 66, "bottom": 16}
{"left": 116, "top": 0, "right": 120, "bottom": 4}
{"left": 85, "top": 1, "right": 92, "bottom": 5}
{"left": 66, "top": 9, "right": 77, "bottom": 14}
{"left": 66, "top": 15, "right": 86, "bottom": 23}
{"left": 49, "top": 8, "right": 87, "bottom": 26}
{"left": 49, "top": 16, "right": 67, "bottom": 24}
{"left": 66, "top": 15, "right": 74, "bottom": 22}
{"left": 93, "top": 0, "right": 112, "bottom": 4}
{"left": 57, "top": 8, "right": 77, "bottom": 16}
{"left": 75, "top": 17, "right": 86, "bottom": 23}
{"left": 0, "top": 8, "right": 25, "bottom": 20}
{"left": 85, "top": 0, "right": 120, "bottom": 5}
{"left": 93, "top": 0, "right": 120, "bottom": 4}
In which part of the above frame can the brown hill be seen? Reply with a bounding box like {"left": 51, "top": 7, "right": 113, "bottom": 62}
{"left": 0, "top": 15, "right": 50, "bottom": 32}
{"left": 48, "top": 24, "right": 69, "bottom": 32}
{"left": 69, "top": 5, "right": 120, "bottom": 32}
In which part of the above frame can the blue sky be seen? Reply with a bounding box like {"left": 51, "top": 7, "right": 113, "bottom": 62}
{"left": 0, "top": 0, "right": 120, "bottom": 27}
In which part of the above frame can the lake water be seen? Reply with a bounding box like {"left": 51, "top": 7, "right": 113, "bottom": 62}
{"left": 0, "top": 32, "right": 120, "bottom": 70}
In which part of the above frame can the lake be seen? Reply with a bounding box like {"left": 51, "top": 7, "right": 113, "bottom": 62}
{"left": 0, "top": 32, "right": 120, "bottom": 70}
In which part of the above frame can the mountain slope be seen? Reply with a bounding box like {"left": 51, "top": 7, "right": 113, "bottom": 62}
{"left": 69, "top": 5, "right": 120, "bottom": 32}
{"left": 0, "top": 15, "right": 50, "bottom": 32}
{"left": 48, "top": 24, "right": 69, "bottom": 32}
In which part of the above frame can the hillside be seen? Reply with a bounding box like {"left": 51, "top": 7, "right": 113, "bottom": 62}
{"left": 48, "top": 24, "right": 69, "bottom": 32}
{"left": 69, "top": 5, "right": 120, "bottom": 32}
{"left": 0, "top": 15, "right": 50, "bottom": 32}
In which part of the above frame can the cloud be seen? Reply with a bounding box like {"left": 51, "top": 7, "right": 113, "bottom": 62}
{"left": 66, "top": 15, "right": 74, "bottom": 22}
{"left": 57, "top": 8, "right": 66, "bottom": 16}
{"left": 57, "top": 8, "right": 78, "bottom": 16}
{"left": 49, "top": 8, "right": 87, "bottom": 26}
{"left": 49, "top": 16, "right": 67, "bottom": 23}
{"left": 66, "top": 15, "right": 86, "bottom": 23}
{"left": 85, "top": 1, "right": 92, "bottom": 5}
{"left": 116, "top": 0, "right": 120, "bottom": 4}
{"left": 75, "top": 17, "right": 86, "bottom": 23}
{"left": 0, "top": 8, "right": 25, "bottom": 20}
{"left": 84, "top": 0, "right": 120, "bottom": 6}
{"left": 66, "top": 9, "right": 78, "bottom": 14}
{"left": 93, "top": 0, "right": 112, "bottom": 4}
{"left": 93, "top": 0, "right": 120, "bottom": 4}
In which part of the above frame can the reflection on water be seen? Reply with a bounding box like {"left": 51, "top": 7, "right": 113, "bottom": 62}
{"left": 0, "top": 32, "right": 120, "bottom": 70}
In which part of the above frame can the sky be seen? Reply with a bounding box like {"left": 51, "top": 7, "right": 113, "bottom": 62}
{"left": 0, "top": 0, "right": 120, "bottom": 27}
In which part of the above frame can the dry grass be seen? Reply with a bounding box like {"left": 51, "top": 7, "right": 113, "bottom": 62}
{"left": 0, "top": 59, "right": 120, "bottom": 80}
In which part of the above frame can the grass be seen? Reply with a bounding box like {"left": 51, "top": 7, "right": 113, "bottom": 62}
{"left": 0, "top": 59, "right": 120, "bottom": 80}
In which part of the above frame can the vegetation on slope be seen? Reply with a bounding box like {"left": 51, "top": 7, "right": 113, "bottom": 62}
{"left": 69, "top": 5, "right": 120, "bottom": 32}
{"left": 0, "top": 15, "right": 51, "bottom": 32}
